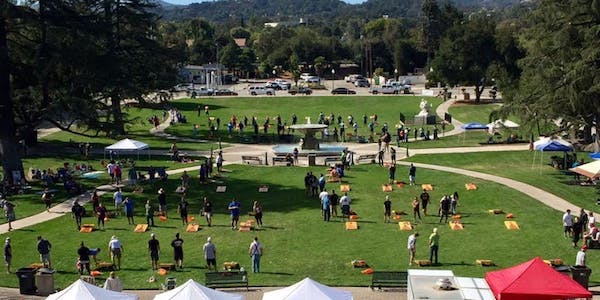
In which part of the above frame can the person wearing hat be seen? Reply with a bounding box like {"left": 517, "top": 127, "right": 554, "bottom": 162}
{"left": 148, "top": 233, "right": 160, "bottom": 270}
{"left": 203, "top": 237, "right": 217, "bottom": 271}
{"left": 576, "top": 245, "right": 587, "bottom": 267}
{"left": 108, "top": 236, "right": 123, "bottom": 270}
{"left": 4, "top": 237, "right": 11, "bottom": 274}
{"left": 429, "top": 228, "right": 440, "bottom": 265}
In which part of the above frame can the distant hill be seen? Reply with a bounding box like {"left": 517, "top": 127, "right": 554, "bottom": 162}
{"left": 153, "top": 0, "right": 524, "bottom": 22}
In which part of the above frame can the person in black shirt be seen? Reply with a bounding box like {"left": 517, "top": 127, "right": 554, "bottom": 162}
{"left": 171, "top": 233, "right": 184, "bottom": 269}
{"left": 178, "top": 197, "right": 189, "bottom": 225}
{"left": 77, "top": 242, "right": 91, "bottom": 275}
{"left": 420, "top": 190, "right": 430, "bottom": 216}
{"left": 72, "top": 200, "right": 85, "bottom": 231}
{"left": 148, "top": 233, "right": 160, "bottom": 270}
{"left": 202, "top": 197, "right": 213, "bottom": 227}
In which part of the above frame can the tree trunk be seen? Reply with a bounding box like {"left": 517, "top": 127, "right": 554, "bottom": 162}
{"left": 474, "top": 84, "right": 484, "bottom": 103}
{"left": 111, "top": 95, "right": 125, "bottom": 136}
{"left": 0, "top": 12, "right": 24, "bottom": 184}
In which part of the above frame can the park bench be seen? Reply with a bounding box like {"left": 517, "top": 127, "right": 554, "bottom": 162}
{"left": 242, "top": 155, "right": 263, "bottom": 165}
{"left": 272, "top": 156, "right": 291, "bottom": 166}
{"left": 323, "top": 156, "right": 342, "bottom": 166}
{"left": 370, "top": 271, "right": 408, "bottom": 290}
{"left": 355, "top": 153, "right": 377, "bottom": 164}
{"left": 205, "top": 271, "right": 248, "bottom": 290}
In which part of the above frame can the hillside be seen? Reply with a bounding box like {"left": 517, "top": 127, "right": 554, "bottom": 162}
{"left": 154, "top": 0, "right": 524, "bottom": 22}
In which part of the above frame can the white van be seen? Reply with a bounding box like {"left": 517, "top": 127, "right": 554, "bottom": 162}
{"left": 248, "top": 86, "right": 275, "bottom": 96}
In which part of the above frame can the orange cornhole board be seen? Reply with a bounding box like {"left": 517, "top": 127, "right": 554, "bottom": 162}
{"left": 349, "top": 215, "right": 359, "bottom": 220}
{"left": 415, "top": 260, "right": 431, "bottom": 267}
{"left": 451, "top": 215, "right": 461, "bottom": 220}
{"left": 90, "top": 270, "right": 102, "bottom": 277}
{"left": 465, "top": 183, "right": 478, "bottom": 190}
{"left": 396, "top": 182, "right": 405, "bottom": 188}
{"left": 258, "top": 185, "right": 269, "bottom": 192}
{"left": 186, "top": 224, "right": 200, "bottom": 232}
{"left": 382, "top": 184, "right": 392, "bottom": 192}
{"left": 340, "top": 185, "right": 351, "bottom": 192}
{"left": 29, "top": 263, "right": 44, "bottom": 269}
{"left": 159, "top": 216, "right": 168, "bottom": 222}
{"left": 543, "top": 258, "right": 563, "bottom": 266}
{"left": 393, "top": 215, "right": 401, "bottom": 220}
{"left": 80, "top": 224, "right": 95, "bottom": 233}
{"left": 245, "top": 219, "right": 255, "bottom": 225}
{"left": 398, "top": 221, "right": 413, "bottom": 231}
{"left": 504, "top": 221, "right": 520, "bottom": 230}
{"left": 95, "top": 262, "right": 113, "bottom": 271}
{"left": 134, "top": 224, "right": 149, "bottom": 233}
{"left": 216, "top": 186, "right": 227, "bottom": 193}
{"left": 421, "top": 184, "right": 434, "bottom": 191}
{"left": 159, "top": 263, "right": 176, "bottom": 270}
{"left": 157, "top": 268, "right": 168, "bottom": 276}
{"left": 187, "top": 216, "right": 195, "bottom": 222}
{"left": 449, "top": 221, "right": 464, "bottom": 230}
{"left": 506, "top": 213, "right": 514, "bottom": 219}
{"left": 345, "top": 221, "right": 358, "bottom": 230}
{"left": 239, "top": 224, "right": 252, "bottom": 232}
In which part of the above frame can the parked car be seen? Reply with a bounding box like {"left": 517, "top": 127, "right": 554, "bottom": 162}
{"left": 331, "top": 87, "right": 357, "bottom": 95}
{"left": 354, "top": 78, "right": 370, "bottom": 87}
{"left": 274, "top": 79, "right": 292, "bottom": 90}
{"left": 265, "top": 82, "right": 283, "bottom": 90}
{"left": 187, "top": 87, "right": 214, "bottom": 96}
{"left": 213, "top": 89, "right": 238, "bottom": 96}
{"left": 304, "top": 76, "right": 321, "bottom": 83}
{"left": 171, "top": 83, "right": 191, "bottom": 92}
{"left": 389, "top": 81, "right": 412, "bottom": 94}
{"left": 248, "top": 86, "right": 275, "bottom": 96}
{"left": 345, "top": 74, "right": 364, "bottom": 83}
{"left": 300, "top": 73, "right": 313, "bottom": 81}
{"left": 288, "top": 87, "right": 313, "bottom": 95}
{"left": 369, "top": 85, "right": 397, "bottom": 94}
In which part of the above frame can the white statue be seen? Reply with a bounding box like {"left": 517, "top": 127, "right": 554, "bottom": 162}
{"left": 418, "top": 98, "right": 430, "bottom": 117}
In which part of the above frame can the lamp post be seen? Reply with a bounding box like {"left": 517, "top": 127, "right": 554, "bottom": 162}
{"left": 394, "top": 68, "right": 398, "bottom": 82}
{"left": 331, "top": 69, "right": 335, "bottom": 90}
{"left": 272, "top": 69, "right": 276, "bottom": 79}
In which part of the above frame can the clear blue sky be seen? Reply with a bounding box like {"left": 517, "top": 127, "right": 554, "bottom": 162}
{"left": 162, "top": 0, "right": 366, "bottom": 5}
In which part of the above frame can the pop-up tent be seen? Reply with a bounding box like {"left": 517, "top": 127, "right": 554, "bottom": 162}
{"left": 531, "top": 137, "right": 574, "bottom": 170}
{"left": 104, "top": 138, "right": 150, "bottom": 159}
{"left": 153, "top": 279, "right": 244, "bottom": 300}
{"left": 46, "top": 279, "right": 139, "bottom": 300}
{"left": 262, "top": 278, "right": 353, "bottom": 300}
{"left": 487, "top": 119, "right": 519, "bottom": 134}
{"left": 570, "top": 159, "right": 600, "bottom": 179}
{"left": 485, "top": 257, "right": 591, "bottom": 300}
{"left": 460, "top": 122, "right": 489, "bottom": 143}
{"left": 590, "top": 152, "right": 600, "bottom": 160}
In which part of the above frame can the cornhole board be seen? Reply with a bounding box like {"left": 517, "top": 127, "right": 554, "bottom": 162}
{"left": 543, "top": 258, "right": 563, "bottom": 266}
{"left": 451, "top": 215, "right": 461, "bottom": 220}
{"left": 396, "top": 182, "right": 405, "bottom": 188}
{"left": 506, "top": 213, "right": 514, "bottom": 219}
{"left": 258, "top": 185, "right": 269, "bottom": 192}
{"left": 239, "top": 225, "right": 252, "bottom": 232}
{"left": 245, "top": 219, "right": 255, "bottom": 225}
{"left": 504, "top": 221, "right": 520, "bottom": 230}
{"left": 186, "top": 224, "right": 200, "bottom": 232}
{"left": 415, "top": 260, "right": 431, "bottom": 267}
{"left": 159, "top": 263, "right": 176, "bottom": 270}
{"left": 421, "top": 184, "right": 434, "bottom": 191}
{"left": 393, "top": 215, "right": 401, "bottom": 220}
{"left": 159, "top": 216, "right": 168, "bottom": 222}
{"left": 465, "top": 183, "right": 478, "bottom": 190}
{"left": 488, "top": 209, "right": 504, "bottom": 214}
{"left": 29, "top": 263, "right": 44, "bottom": 270}
{"left": 216, "top": 186, "right": 227, "bottom": 193}
{"left": 398, "top": 221, "right": 413, "bottom": 231}
{"left": 157, "top": 268, "right": 168, "bottom": 276}
{"left": 449, "top": 221, "right": 464, "bottom": 230}
{"left": 340, "top": 185, "right": 351, "bottom": 192}
{"left": 95, "top": 262, "right": 114, "bottom": 271}
{"left": 80, "top": 224, "right": 95, "bottom": 233}
{"left": 345, "top": 221, "right": 358, "bottom": 230}
{"left": 187, "top": 216, "right": 195, "bottom": 222}
{"left": 381, "top": 184, "right": 392, "bottom": 192}
{"left": 476, "top": 259, "right": 494, "bottom": 266}
{"left": 134, "top": 224, "right": 149, "bottom": 232}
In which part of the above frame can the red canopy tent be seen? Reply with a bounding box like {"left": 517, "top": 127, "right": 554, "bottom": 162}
{"left": 485, "top": 257, "right": 591, "bottom": 300}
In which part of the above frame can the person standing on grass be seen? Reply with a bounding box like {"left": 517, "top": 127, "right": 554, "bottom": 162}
{"left": 579, "top": 208, "right": 589, "bottom": 238}
{"left": 384, "top": 195, "right": 392, "bottom": 223}
{"left": 439, "top": 195, "right": 451, "bottom": 224}
{"left": 124, "top": 197, "right": 135, "bottom": 225}
{"left": 96, "top": 203, "right": 107, "bottom": 230}
{"left": 420, "top": 189, "right": 430, "bottom": 216}
{"left": 72, "top": 200, "right": 84, "bottom": 231}
{"left": 576, "top": 245, "right": 587, "bottom": 266}
{"left": 563, "top": 209, "right": 574, "bottom": 238}
{"left": 113, "top": 188, "right": 123, "bottom": 216}
{"left": 407, "top": 232, "right": 419, "bottom": 266}
{"left": 340, "top": 192, "right": 352, "bottom": 218}
{"left": 178, "top": 196, "right": 189, "bottom": 225}
{"left": 321, "top": 192, "right": 331, "bottom": 222}
{"left": 37, "top": 236, "right": 52, "bottom": 269}
{"left": 2, "top": 199, "right": 16, "bottom": 231}
{"left": 108, "top": 235, "right": 123, "bottom": 270}
{"left": 451, "top": 191, "right": 459, "bottom": 215}
{"left": 148, "top": 233, "right": 160, "bottom": 270}
{"left": 428, "top": 228, "right": 440, "bottom": 265}
{"left": 409, "top": 164, "right": 416, "bottom": 186}
{"left": 91, "top": 190, "right": 100, "bottom": 212}
{"left": 158, "top": 188, "right": 167, "bottom": 218}
{"left": 41, "top": 189, "right": 52, "bottom": 212}
{"left": 145, "top": 200, "right": 155, "bottom": 227}
{"left": 253, "top": 201, "right": 263, "bottom": 227}
{"left": 203, "top": 237, "right": 217, "bottom": 271}
{"left": 228, "top": 198, "right": 241, "bottom": 230}
{"left": 329, "top": 190, "right": 339, "bottom": 218}
{"left": 248, "top": 237, "right": 263, "bottom": 273}
{"left": 4, "top": 237, "right": 12, "bottom": 274}
{"left": 171, "top": 233, "right": 184, "bottom": 269}
{"left": 412, "top": 197, "right": 422, "bottom": 223}
{"left": 573, "top": 219, "right": 583, "bottom": 248}
{"left": 389, "top": 163, "right": 396, "bottom": 184}
{"left": 77, "top": 242, "right": 91, "bottom": 275}
{"left": 588, "top": 211, "right": 596, "bottom": 229}
{"left": 202, "top": 197, "right": 213, "bottom": 227}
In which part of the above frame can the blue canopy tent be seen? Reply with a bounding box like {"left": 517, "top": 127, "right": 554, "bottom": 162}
{"left": 460, "top": 122, "right": 489, "bottom": 143}
{"left": 590, "top": 152, "right": 600, "bottom": 160}
{"left": 531, "top": 137, "right": 574, "bottom": 170}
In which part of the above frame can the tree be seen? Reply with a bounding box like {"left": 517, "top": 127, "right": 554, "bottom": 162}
{"left": 421, "top": 0, "right": 442, "bottom": 63}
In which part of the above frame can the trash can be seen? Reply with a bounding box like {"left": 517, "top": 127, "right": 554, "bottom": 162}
{"left": 570, "top": 266, "right": 591, "bottom": 289}
{"left": 15, "top": 267, "right": 36, "bottom": 295}
{"left": 308, "top": 154, "right": 316, "bottom": 166}
{"left": 35, "top": 268, "right": 55, "bottom": 296}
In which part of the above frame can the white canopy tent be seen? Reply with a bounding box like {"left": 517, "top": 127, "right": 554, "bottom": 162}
{"left": 570, "top": 159, "right": 600, "bottom": 180}
{"left": 153, "top": 279, "right": 244, "bottom": 300}
{"left": 262, "top": 278, "right": 353, "bottom": 300}
{"left": 104, "top": 138, "right": 150, "bottom": 159}
{"left": 486, "top": 119, "right": 519, "bottom": 134}
{"left": 46, "top": 279, "right": 138, "bottom": 300}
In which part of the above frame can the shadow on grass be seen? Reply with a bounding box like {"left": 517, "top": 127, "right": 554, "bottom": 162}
{"left": 253, "top": 271, "right": 294, "bottom": 276}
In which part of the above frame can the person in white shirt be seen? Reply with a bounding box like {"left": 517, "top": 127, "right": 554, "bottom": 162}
{"left": 108, "top": 236, "right": 123, "bottom": 270}
{"left": 575, "top": 246, "right": 587, "bottom": 266}
{"left": 407, "top": 232, "right": 419, "bottom": 266}
{"left": 107, "top": 162, "right": 115, "bottom": 184}
{"left": 113, "top": 189, "right": 123, "bottom": 216}
{"left": 339, "top": 192, "right": 351, "bottom": 217}
{"left": 588, "top": 212, "right": 596, "bottom": 230}
{"left": 103, "top": 271, "right": 123, "bottom": 292}
{"left": 248, "top": 237, "right": 263, "bottom": 273}
{"left": 563, "top": 209, "right": 574, "bottom": 238}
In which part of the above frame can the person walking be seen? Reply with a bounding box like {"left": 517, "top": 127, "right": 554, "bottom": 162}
{"left": 41, "top": 189, "right": 52, "bottom": 212}
{"left": 2, "top": 199, "right": 16, "bottom": 231}
{"left": 96, "top": 203, "right": 107, "bottom": 230}
{"left": 202, "top": 197, "right": 213, "bottom": 227}
{"left": 177, "top": 196, "right": 189, "bottom": 225}
{"left": 4, "top": 237, "right": 12, "bottom": 273}
{"left": 103, "top": 271, "right": 123, "bottom": 292}
{"left": 71, "top": 200, "right": 84, "bottom": 231}
{"left": 412, "top": 197, "right": 422, "bottom": 223}
{"left": 563, "top": 209, "right": 574, "bottom": 238}
{"left": 77, "top": 242, "right": 91, "bottom": 275}
{"left": 36, "top": 236, "right": 52, "bottom": 269}
{"left": 439, "top": 195, "right": 451, "bottom": 224}
{"left": 148, "top": 233, "right": 160, "bottom": 270}
{"left": 171, "top": 233, "right": 184, "bottom": 269}
{"left": 203, "top": 237, "right": 217, "bottom": 271}
{"left": 389, "top": 163, "right": 396, "bottom": 184}
{"left": 407, "top": 232, "right": 419, "bottom": 266}
{"left": 576, "top": 245, "right": 587, "bottom": 266}
{"left": 145, "top": 200, "right": 155, "bottom": 227}
{"left": 248, "top": 237, "right": 263, "bottom": 273}
{"left": 253, "top": 201, "right": 263, "bottom": 227}
{"left": 108, "top": 235, "right": 123, "bottom": 270}
{"left": 322, "top": 192, "right": 331, "bottom": 222}
{"left": 420, "top": 189, "right": 430, "bottom": 216}
{"left": 113, "top": 188, "right": 123, "bottom": 216}
{"left": 384, "top": 195, "right": 392, "bottom": 223}
{"left": 228, "top": 198, "right": 241, "bottom": 230}
{"left": 409, "top": 164, "right": 416, "bottom": 186}
{"left": 124, "top": 197, "right": 135, "bottom": 225}
{"left": 428, "top": 228, "right": 440, "bottom": 265}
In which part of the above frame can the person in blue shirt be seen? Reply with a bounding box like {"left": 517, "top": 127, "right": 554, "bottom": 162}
{"left": 124, "top": 197, "right": 135, "bottom": 225}
{"left": 228, "top": 199, "right": 241, "bottom": 229}
{"left": 322, "top": 194, "right": 331, "bottom": 222}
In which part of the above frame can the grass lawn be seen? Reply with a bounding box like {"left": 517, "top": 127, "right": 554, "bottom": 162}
{"left": 405, "top": 151, "right": 600, "bottom": 211}
{"left": 448, "top": 102, "right": 502, "bottom": 124}
{"left": 1, "top": 164, "right": 594, "bottom": 289}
